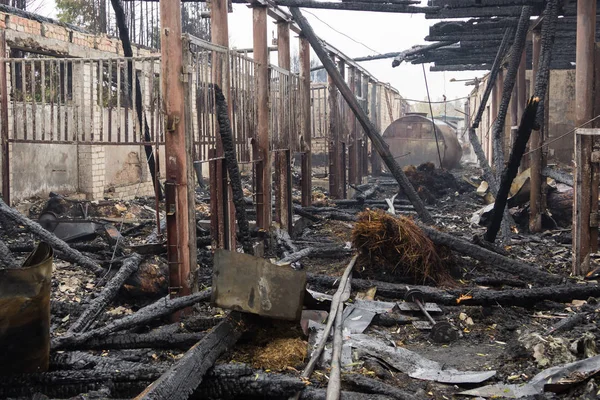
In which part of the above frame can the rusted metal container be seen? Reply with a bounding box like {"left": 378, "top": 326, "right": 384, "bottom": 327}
{"left": 382, "top": 113, "right": 463, "bottom": 169}
{"left": 0, "top": 242, "right": 53, "bottom": 375}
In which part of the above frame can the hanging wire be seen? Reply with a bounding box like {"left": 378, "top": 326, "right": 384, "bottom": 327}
{"left": 303, "top": 9, "right": 382, "bottom": 55}
{"left": 404, "top": 95, "right": 470, "bottom": 104}
{"left": 523, "top": 114, "right": 600, "bottom": 156}
{"left": 421, "top": 64, "right": 444, "bottom": 169}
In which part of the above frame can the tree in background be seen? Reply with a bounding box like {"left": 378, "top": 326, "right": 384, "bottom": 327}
{"left": 291, "top": 50, "right": 327, "bottom": 82}
{"left": 56, "top": 0, "right": 106, "bottom": 33}
{"left": 55, "top": 0, "right": 209, "bottom": 49}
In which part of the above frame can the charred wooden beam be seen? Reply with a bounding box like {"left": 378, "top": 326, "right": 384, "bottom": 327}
{"left": 430, "top": 64, "right": 493, "bottom": 71}
{"left": 428, "top": 0, "right": 542, "bottom": 7}
{"left": 307, "top": 274, "right": 600, "bottom": 307}
{"left": 289, "top": 5, "right": 435, "bottom": 225}
{"left": 468, "top": 27, "right": 513, "bottom": 193}
{"left": 214, "top": 85, "right": 252, "bottom": 254}
{"left": 491, "top": 7, "right": 533, "bottom": 179}
{"left": 0, "top": 238, "right": 16, "bottom": 267}
{"left": 135, "top": 312, "right": 249, "bottom": 399}
{"left": 425, "top": 5, "right": 543, "bottom": 19}
{"left": 419, "top": 224, "right": 563, "bottom": 285}
{"left": 0, "top": 199, "right": 103, "bottom": 275}
{"left": 52, "top": 288, "right": 212, "bottom": 349}
{"left": 391, "top": 41, "right": 458, "bottom": 67}
{"left": 67, "top": 253, "right": 143, "bottom": 334}
{"left": 542, "top": 166, "right": 573, "bottom": 186}
{"left": 276, "top": 0, "right": 439, "bottom": 13}
{"left": 485, "top": 97, "right": 540, "bottom": 242}
{"left": 65, "top": 331, "right": 205, "bottom": 351}
{"left": 342, "top": 374, "right": 416, "bottom": 400}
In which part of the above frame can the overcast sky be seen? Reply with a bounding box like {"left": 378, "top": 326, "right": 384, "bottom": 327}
{"left": 31, "top": 0, "right": 485, "bottom": 105}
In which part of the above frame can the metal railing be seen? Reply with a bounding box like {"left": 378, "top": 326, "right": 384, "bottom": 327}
{"left": 1, "top": 56, "right": 163, "bottom": 145}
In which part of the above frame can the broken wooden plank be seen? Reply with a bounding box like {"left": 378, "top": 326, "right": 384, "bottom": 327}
{"left": 67, "top": 253, "right": 143, "bottom": 334}
{"left": 135, "top": 311, "right": 249, "bottom": 400}
{"left": 52, "top": 288, "right": 212, "bottom": 349}
{"left": 288, "top": 6, "right": 434, "bottom": 225}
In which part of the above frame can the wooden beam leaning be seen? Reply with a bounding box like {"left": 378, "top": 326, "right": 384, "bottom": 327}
{"left": 491, "top": 6, "right": 533, "bottom": 178}
{"left": 573, "top": 0, "right": 597, "bottom": 275}
{"left": 288, "top": 5, "right": 434, "bottom": 225}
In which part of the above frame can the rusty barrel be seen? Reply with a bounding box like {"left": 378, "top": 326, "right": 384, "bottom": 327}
{"left": 0, "top": 242, "right": 53, "bottom": 375}
{"left": 382, "top": 113, "right": 463, "bottom": 170}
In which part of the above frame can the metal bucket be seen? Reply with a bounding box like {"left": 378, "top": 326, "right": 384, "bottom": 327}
{"left": 0, "top": 242, "right": 53, "bottom": 375}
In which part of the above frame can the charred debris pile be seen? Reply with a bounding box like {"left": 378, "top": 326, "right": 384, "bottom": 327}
{"left": 1, "top": 157, "right": 600, "bottom": 400}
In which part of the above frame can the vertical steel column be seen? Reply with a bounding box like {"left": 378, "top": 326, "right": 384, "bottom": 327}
{"left": 160, "top": 0, "right": 196, "bottom": 304}
{"left": 0, "top": 31, "right": 9, "bottom": 205}
{"left": 328, "top": 53, "right": 342, "bottom": 199}
{"left": 299, "top": 34, "right": 312, "bottom": 207}
{"left": 347, "top": 66, "right": 357, "bottom": 185}
{"left": 573, "top": 0, "right": 597, "bottom": 275}
{"left": 338, "top": 60, "right": 347, "bottom": 198}
{"left": 530, "top": 30, "right": 543, "bottom": 233}
{"left": 254, "top": 5, "right": 272, "bottom": 228}
{"left": 276, "top": 21, "right": 292, "bottom": 232}
{"left": 211, "top": 0, "right": 235, "bottom": 249}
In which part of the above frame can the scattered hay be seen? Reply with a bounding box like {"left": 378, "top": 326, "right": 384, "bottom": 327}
{"left": 352, "top": 209, "right": 451, "bottom": 284}
{"left": 229, "top": 322, "right": 307, "bottom": 371}
{"left": 233, "top": 337, "right": 307, "bottom": 371}
{"left": 312, "top": 190, "right": 331, "bottom": 206}
{"left": 251, "top": 338, "right": 307, "bottom": 371}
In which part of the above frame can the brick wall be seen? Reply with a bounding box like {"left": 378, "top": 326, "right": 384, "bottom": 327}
{"left": 1, "top": 8, "right": 158, "bottom": 202}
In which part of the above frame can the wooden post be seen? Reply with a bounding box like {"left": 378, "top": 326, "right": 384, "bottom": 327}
{"left": 347, "top": 66, "right": 358, "bottom": 185}
{"left": 299, "top": 34, "right": 312, "bottom": 207}
{"left": 338, "top": 59, "right": 348, "bottom": 198}
{"left": 328, "top": 53, "right": 342, "bottom": 199}
{"left": 276, "top": 21, "right": 292, "bottom": 232}
{"left": 253, "top": 5, "right": 271, "bottom": 229}
{"left": 530, "top": 30, "right": 543, "bottom": 233}
{"left": 370, "top": 80, "right": 381, "bottom": 176}
{"left": 517, "top": 49, "right": 527, "bottom": 171}
{"left": 361, "top": 73, "right": 369, "bottom": 179}
{"left": 0, "top": 31, "right": 9, "bottom": 205}
{"left": 573, "top": 0, "right": 597, "bottom": 275}
{"left": 211, "top": 0, "right": 235, "bottom": 249}
{"left": 160, "top": 0, "right": 196, "bottom": 304}
{"left": 491, "top": 68, "right": 503, "bottom": 165}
